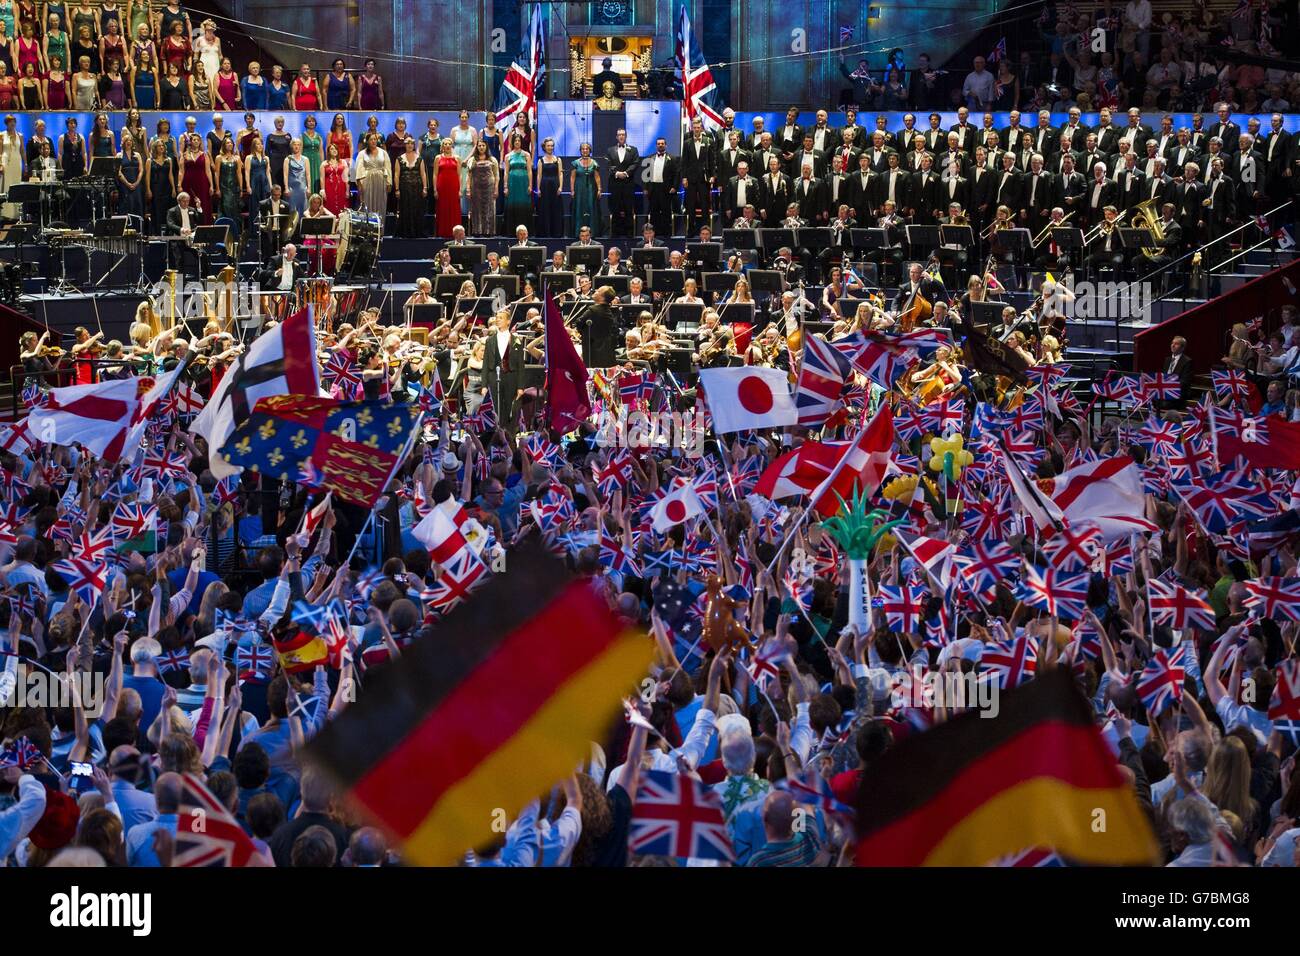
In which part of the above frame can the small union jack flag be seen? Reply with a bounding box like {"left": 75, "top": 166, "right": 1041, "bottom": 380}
{"left": 110, "top": 501, "right": 157, "bottom": 540}
{"left": 981, "top": 635, "right": 1038, "bottom": 689}
{"left": 0, "top": 735, "right": 42, "bottom": 769}
{"left": 628, "top": 770, "right": 733, "bottom": 861}
{"left": 878, "top": 584, "right": 927, "bottom": 634}
{"left": 1148, "top": 577, "right": 1216, "bottom": 631}
{"left": 1041, "top": 522, "right": 1102, "bottom": 572}
{"left": 1242, "top": 577, "right": 1300, "bottom": 622}
{"left": 49, "top": 557, "right": 107, "bottom": 605}
{"left": 1016, "top": 564, "right": 1091, "bottom": 620}
{"left": 1268, "top": 659, "right": 1300, "bottom": 740}
{"left": 156, "top": 647, "right": 190, "bottom": 674}
{"left": 1211, "top": 369, "right": 1253, "bottom": 405}
{"left": 1135, "top": 645, "right": 1188, "bottom": 714}
{"left": 234, "top": 643, "right": 274, "bottom": 678}
{"left": 780, "top": 767, "right": 855, "bottom": 820}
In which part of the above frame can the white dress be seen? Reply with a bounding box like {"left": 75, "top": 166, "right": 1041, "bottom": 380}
{"left": 2, "top": 131, "right": 23, "bottom": 219}
{"left": 195, "top": 36, "right": 222, "bottom": 88}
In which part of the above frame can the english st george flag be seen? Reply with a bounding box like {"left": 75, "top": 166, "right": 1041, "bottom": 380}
{"left": 194, "top": 306, "right": 320, "bottom": 481}
{"left": 303, "top": 547, "right": 652, "bottom": 865}
{"left": 855, "top": 669, "right": 1159, "bottom": 865}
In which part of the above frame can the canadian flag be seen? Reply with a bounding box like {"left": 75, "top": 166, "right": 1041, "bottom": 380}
{"left": 651, "top": 483, "right": 706, "bottom": 533}
{"left": 808, "top": 403, "right": 895, "bottom": 517}
{"left": 753, "top": 440, "right": 848, "bottom": 501}
{"left": 698, "top": 367, "right": 798, "bottom": 434}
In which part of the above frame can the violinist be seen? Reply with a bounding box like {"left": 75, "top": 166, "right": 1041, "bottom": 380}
{"left": 695, "top": 308, "right": 734, "bottom": 368}
{"left": 70, "top": 326, "right": 104, "bottom": 385}
{"left": 19, "top": 330, "right": 59, "bottom": 394}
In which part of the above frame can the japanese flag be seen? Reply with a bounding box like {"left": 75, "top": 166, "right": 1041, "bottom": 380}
{"left": 699, "top": 367, "right": 798, "bottom": 434}
{"left": 651, "top": 484, "right": 706, "bottom": 533}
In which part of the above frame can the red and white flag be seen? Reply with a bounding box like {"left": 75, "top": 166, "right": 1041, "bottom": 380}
{"left": 299, "top": 492, "right": 332, "bottom": 538}
{"left": 412, "top": 505, "right": 470, "bottom": 565}
{"left": 651, "top": 483, "right": 706, "bottom": 533}
{"left": 808, "top": 403, "right": 895, "bottom": 517}
{"left": 895, "top": 530, "right": 955, "bottom": 591}
{"left": 753, "top": 439, "right": 847, "bottom": 501}
{"left": 698, "top": 367, "right": 798, "bottom": 434}
{"left": 1042, "top": 455, "right": 1148, "bottom": 541}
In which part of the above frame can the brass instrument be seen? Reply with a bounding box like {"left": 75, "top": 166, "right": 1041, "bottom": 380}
{"left": 980, "top": 218, "right": 1011, "bottom": 239}
{"left": 1030, "top": 210, "right": 1074, "bottom": 248}
{"left": 1080, "top": 208, "right": 1128, "bottom": 245}
{"left": 1129, "top": 198, "right": 1164, "bottom": 260}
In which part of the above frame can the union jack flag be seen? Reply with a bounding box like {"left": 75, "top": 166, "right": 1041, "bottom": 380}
{"left": 878, "top": 584, "right": 927, "bottom": 634}
{"left": 599, "top": 530, "right": 637, "bottom": 575}
{"left": 981, "top": 635, "right": 1038, "bottom": 689}
{"left": 1016, "top": 564, "right": 1091, "bottom": 620}
{"left": 596, "top": 448, "right": 635, "bottom": 497}
{"left": 174, "top": 772, "right": 263, "bottom": 866}
{"left": 424, "top": 548, "right": 488, "bottom": 611}
{"left": 322, "top": 350, "right": 361, "bottom": 390}
{"left": 493, "top": 3, "right": 547, "bottom": 127}
{"left": 795, "top": 333, "right": 851, "bottom": 428}
{"left": 784, "top": 569, "right": 814, "bottom": 613}
{"left": 110, "top": 501, "right": 157, "bottom": 540}
{"left": 1165, "top": 438, "right": 1214, "bottom": 479}
{"left": 1211, "top": 369, "right": 1253, "bottom": 405}
{"left": 1139, "top": 373, "right": 1181, "bottom": 402}
{"left": 0, "top": 735, "right": 42, "bottom": 769}
{"left": 746, "top": 640, "right": 791, "bottom": 693}
{"left": 1242, "top": 577, "right": 1300, "bottom": 621}
{"left": 628, "top": 770, "right": 733, "bottom": 861}
{"left": 954, "top": 539, "right": 1018, "bottom": 601}
{"left": 960, "top": 497, "right": 1009, "bottom": 543}
{"left": 1137, "top": 417, "right": 1182, "bottom": 453}
{"left": 1135, "top": 645, "right": 1188, "bottom": 714}
{"left": 1268, "top": 659, "right": 1300, "bottom": 739}
{"left": 675, "top": 5, "right": 726, "bottom": 132}
{"left": 1041, "top": 522, "right": 1102, "bottom": 572}
{"left": 156, "top": 647, "right": 190, "bottom": 674}
{"left": 780, "top": 767, "right": 855, "bottom": 820}
{"left": 995, "top": 847, "right": 1065, "bottom": 867}
{"left": 234, "top": 643, "right": 274, "bottom": 678}
{"left": 213, "top": 476, "right": 241, "bottom": 509}
{"left": 49, "top": 557, "right": 107, "bottom": 605}
{"left": 72, "top": 527, "right": 114, "bottom": 564}
{"left": 464, "top": 391, "right": 497, "bottom": 433}
{"left": 924, "top": 398, "right": 965, "bottom": 435}
{"left": 1094, "top": 371, "right": 1140, "bottom": 404}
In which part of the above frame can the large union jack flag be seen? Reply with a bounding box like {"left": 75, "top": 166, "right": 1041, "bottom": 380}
{"left": 174, "top": 772, "right": 263, "bottom": 866}
{"left": 494, "top": 4, "right": 547, "bottom": 127}
{"left": 1147, "top": 577, "right": 1216, "bottom": 631}
{"left": 675, "top": 5, "right": 726, "bottom": 132}
{"left": 629, "top": 770, "right": 734, "bottom": 861}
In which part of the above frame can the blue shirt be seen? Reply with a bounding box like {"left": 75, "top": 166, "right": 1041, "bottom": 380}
{"left": 168, "top": 567, "right": 221, "bottom": 617}
{"left": 123, "top": 673, "right": 167, "bottom": 734}
{"left": 127, "top": 813, "right": 177, "bottom": 867}
{"left": 112, "top": 780, "right": 158, "bottom": 833}
{"left": 241, "top": 578, "right": 279, "bottom": 619}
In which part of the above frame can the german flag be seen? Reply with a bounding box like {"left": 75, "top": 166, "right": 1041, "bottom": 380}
{"left": 303, "top": 547, "right": 652, "bottom": 866}
{"left": 855, "top": 669, "right": 1159, "bottom": 866}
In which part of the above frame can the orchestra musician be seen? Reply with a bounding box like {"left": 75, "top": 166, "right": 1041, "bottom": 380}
{"left": 908, "top": 344, "right": 962, "bottom": 402}
{"left": 695, "top": 308, "right": 735, "bottom": 368}
{"left": 1085, "top": 204, "right": 1126, "bottom": 278}
{"left": 70, "top": 326, "right": 104, "bottom": 385}
{"left": 19, "top": 330, "right": 59, "bottom": 394}
{"left": 260, "top": 242, "right": 304, "bottom": 291}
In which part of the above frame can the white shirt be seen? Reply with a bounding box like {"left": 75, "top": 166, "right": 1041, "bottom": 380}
{"left": 736, "top": 177, "right": 747, "bottom": 207}
{"left": 278, "top": 257, "right": 295, "bottom": 290}
{"left": 495, "top": 330, "right": 511, "bottom": 362}
{"left": 650, "top": 153, "right": 666, "bottom": 183}
{"left": 179, "top": 205, "right": 192, "bottom": 235}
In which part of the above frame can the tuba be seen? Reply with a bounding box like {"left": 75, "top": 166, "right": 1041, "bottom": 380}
{"left": 1130, "top": 197, "right": 1164, "bottom": 260}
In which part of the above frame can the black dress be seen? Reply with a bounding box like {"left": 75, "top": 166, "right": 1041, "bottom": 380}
{"left": 396, "top": 157, "right": 424, "bottom": 238}
{"left": 536, "top": 157, "right": 562, "bottom": 237}
{"left": 265, "top": 133, "right": 292, "bottom": 190}
{"left": 158, "top": 76, "right": 188, "bottom": 109}
{"left": 148, "top": 159, "right": 172, "bottom": 234}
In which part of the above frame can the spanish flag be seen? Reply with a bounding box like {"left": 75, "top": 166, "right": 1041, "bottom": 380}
{"left": 303, "top": 548, "right": 652, "bottom": 866}
{"left": 272, "top": 631, "right": 330, "bottom": 673}
{"left": 855, "top": 669, "right": 1159, "bottom": 866}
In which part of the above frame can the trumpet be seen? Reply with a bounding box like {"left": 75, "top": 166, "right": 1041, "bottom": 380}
{"left": 1080, "top": 208, "right": 1128, "bottom": 244}
{"left": 1030, "top": 210, "right": 1074, "bottom": 248}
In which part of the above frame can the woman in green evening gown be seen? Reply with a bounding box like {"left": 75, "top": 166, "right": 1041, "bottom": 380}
{"left": 301, "top": 113, "right": 324, "bottom": 194}
{"left": 502, "top": 131, "right": 532, "bottom": 234}
{"left": 570, "top": 141, "right": 602, "bottom": 237}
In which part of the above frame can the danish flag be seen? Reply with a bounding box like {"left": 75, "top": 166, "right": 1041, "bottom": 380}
{"left": 676, "top": 5, "right": 726, "bottom": 131}
{"left": 493, "top": 3, "right": 547, "bottom": 127}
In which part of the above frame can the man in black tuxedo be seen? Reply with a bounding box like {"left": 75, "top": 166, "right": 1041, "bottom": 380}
{"left": 606, "top": 128, "right": 640, "bottom": 238}
{"left": 1083, "top": 161, "right": 1119, "bottom": 229}
{"left": 1231, "top": 135, "right": 1265, "bottom": 220}
{"left": 260, "top": 242, "right": 304, "bottom": 290}
{"left": 1138, "top": 157, "right": 1170, "bottom": 210}
{"left": 909, "top": 153, "right": 943, "bottom": 222}
{"left": 893, "top": 261, "right": 945, "bottom": 313}
{"left": 724, "top": 160, "right": 759, "bottom": 224}
{"left": 644, "top": 138, "right": 678, "bottom": 237}
{"left": 759, "top": 158, "right": 792, "bottom": 227}
{"left": 1206, "top": 104, "right": 1241, "bottom": 157}
{"left": 716, "top": 130, "right": 751, "bottom": 183}
{"left": 582, "top": 286, "right": 619, "bottom": 368}
{"left": 874, "top": 152, "right": 910, "bottom": 219}
{"left": 792, "top": 133, "right": 828, "bottom": 180}
{"left": 894, "top": 114, "right": 921, "bottom": 155}
{"left": 680, "top": 116, "right": 716, "bottom": 235}
{"left": 1172, "top": 162, "right": 1208, "bottom": 237}
{"left": 776, "top": 107, "right": 803, "bottom": 171}
{"left": 822, "top": 154, "right": 851, "bottom": 220}
{"left": 1115, "top": 154, "right": 1146, "bottom": 213}
{"left": 258, "top": 184, "right": 296, "bottom": 259}
{"left": 939, "top": 158, "right": 970, "bottom": 215}
{"left": 792, "top": 166, "right": 826, "bottom": 223}
{"left": 1020, "top": 154, "right": 1056, "bottom": 233}
{"left": 1093, "top": 108, "right": 1122, "bottom": 156}
{"left": 1146, "top": 202, "right": 1185, "bottom": 294}
{"left": 991, "top": 152, "right": 1023, "bottom": 214}
{"left": 166, "top": 191, "right": 205, "bottom": 277}
{"left": 481, "top": 309, "right": 527, "bottom": 432}
{"left": 1262, "top": 114, "right": 1294, "bottom": 202}
{"left": 845, "top": 153, "right": 876, "bottom": 221}
{"left": 1118, "top": 107, "right": 1154, "bottom": 157}
{"left": 1164, "top": 129, "right": 1197, "bottom": 177}
{"left": 1056, "top": 155, "right": 1086, "bottom": 221}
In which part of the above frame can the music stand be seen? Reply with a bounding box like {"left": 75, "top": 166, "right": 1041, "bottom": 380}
{"left": 904, "top": 224, "right": 941, "bottom": 255}
{"left": 685, "top": 241, "right": 723, "bottom": 271}
{"left": 540, "top": 270, "right": 576, "bottom": 294}
{"left": 567, "top": 245, "right": 603, "bottom": 274}
{"left": 758, "top": 228, "right": 795, "bottom": 255}
{"left": 447, "top": 243, "right": 486, "bottom": 272}
{"left": 939, "top": 224, "right": 974, "bottom": 249}
{"left": 970, "top": 300, "right": 1007, "bottom": 330}
{"left": 631, "top": 246, "right": 669, "bottom": 272}
{"left": 646, "top": 268, "right": 684, "bottom": 296}
{"left": 407, "top": 302, "right": 444, "bottom": 328}
{"left": 702, "top": 271, "right": 741, "bottom": 294}
{"left": 1120, "top": 228, "right": 1150, "bottom": 249}
{"left": 433, "top": 273, "right": 473, "bottom": 300}
{"left": 602, "top": 273, "right": 630, "bottom": 297}
{"left": 481, "top": 274, "right": 521, "bottom": 304}
{"left": 299, "top": 216, "right": 335, "bottom": 275}
{"left": 507, "top": 245, "right": 544, "bottom": 278}
{"left": 717, "top": 302, "right": 755, "bottom": 325}
{"left": 798, "top": 227, "right": 831, "bottom": 252}
{"left": 748, "top": 269, "right": 785, "bottom": 296}
{"left": 668, "top": 302, "right": 705, "bottom": 332}
{"left": 723, "top": 228, "right": 758, "bottom": 252}
{"left": 194, "top": 224, "right": 230, "bottom": 278}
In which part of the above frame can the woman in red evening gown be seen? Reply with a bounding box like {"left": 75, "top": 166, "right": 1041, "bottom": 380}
{"left": 323, "top": 142, "right": 349, "bottom": 214}
{"left": 433, "top": 138, "right": 461, "bottom": 238}
{"left": 180, "top": 132, "right": 214, "bottom": 225}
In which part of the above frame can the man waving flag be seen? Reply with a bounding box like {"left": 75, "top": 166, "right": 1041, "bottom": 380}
{"left": 676, "top": 4, "right": 726, "bottom": 132}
